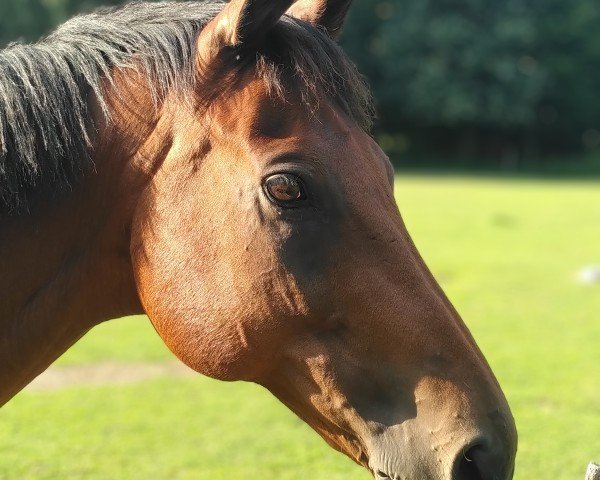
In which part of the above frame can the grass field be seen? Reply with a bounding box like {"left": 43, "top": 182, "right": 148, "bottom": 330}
{"left": 1, "top": 174, "right": 599, "bottom": 480}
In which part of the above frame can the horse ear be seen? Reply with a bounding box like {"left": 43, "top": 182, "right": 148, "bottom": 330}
{"left": 197, "top": 0, "right": 295, "bottom": 67}
{"left": 286, "top": 0, "right": 353, "bottom": 39}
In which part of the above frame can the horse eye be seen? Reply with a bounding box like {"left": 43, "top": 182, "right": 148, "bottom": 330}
{"left": 264, "top": 174, "right": 305, "bottom": 205}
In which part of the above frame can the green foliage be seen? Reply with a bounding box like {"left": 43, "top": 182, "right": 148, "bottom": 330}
{"left": 341, "top": 0, "right": 600, "bottom": 156}
{"left": 344, "top": 0, "right": 545, "bottom": 128}
{"left": 533, "top": 0, "right": 600, "bottom": 149}
{"left": 0, "top": 0, "right": 122, "bottom": 45}
{"left": 0, "top": 0, "right": 53, "bottom": 46}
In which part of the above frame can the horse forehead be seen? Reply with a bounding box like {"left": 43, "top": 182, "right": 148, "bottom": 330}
{"left": 210, "top": 78, "right": 355, "bottom": 149}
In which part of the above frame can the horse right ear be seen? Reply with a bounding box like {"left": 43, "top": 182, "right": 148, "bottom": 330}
{"left": 286, "top": 0, "right": 353, "bottom": 39}
{"left": 196, "top": 0, "right": 295, "bottom": 69}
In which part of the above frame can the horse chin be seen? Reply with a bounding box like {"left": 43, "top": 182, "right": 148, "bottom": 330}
{"left": 312, "top": 424, "right": 369, "bottom": 467}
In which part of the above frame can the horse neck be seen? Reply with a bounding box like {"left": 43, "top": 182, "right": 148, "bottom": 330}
{"left": 0, "top": 78, "right": 165, "bottom": 405}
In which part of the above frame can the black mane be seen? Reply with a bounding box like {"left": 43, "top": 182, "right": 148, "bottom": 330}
{"left": 0, "top": 1, "right": 372, "bottom": 215}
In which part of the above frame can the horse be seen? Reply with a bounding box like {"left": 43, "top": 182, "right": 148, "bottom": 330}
{"left": 0, "top": 1, "right": 517, "bottom": 478}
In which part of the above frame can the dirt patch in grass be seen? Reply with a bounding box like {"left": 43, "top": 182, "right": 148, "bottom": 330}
{"left": 26, "top": 361, "right": 196, "bottom": 391}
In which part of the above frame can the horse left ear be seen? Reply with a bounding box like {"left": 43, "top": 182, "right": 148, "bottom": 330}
{"left": 286, "top": 0, "right": 353, "bottom": 39}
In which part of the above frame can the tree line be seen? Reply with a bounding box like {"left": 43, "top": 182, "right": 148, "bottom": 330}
{"left": 2, "top": 0, "right": 599, "bottom": 161}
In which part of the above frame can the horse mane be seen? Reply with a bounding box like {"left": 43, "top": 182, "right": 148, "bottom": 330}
{"left": 0, "top": 1, "right": 373, "bottom": 215}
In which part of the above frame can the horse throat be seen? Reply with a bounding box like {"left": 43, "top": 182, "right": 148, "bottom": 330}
{"left": 0, "top": 134, "right": 148, "bottom": 407}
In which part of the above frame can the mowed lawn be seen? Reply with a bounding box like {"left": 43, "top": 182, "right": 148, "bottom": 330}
{"left": 1, "top": 174, "right": 598, "bottom": 479}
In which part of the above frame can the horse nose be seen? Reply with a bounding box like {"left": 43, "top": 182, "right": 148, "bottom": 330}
{"left": 371, "top": 434, "right": 516, "bottom": 480}
{"left": 452, "top": 438, "right": 515, "bottom": 480}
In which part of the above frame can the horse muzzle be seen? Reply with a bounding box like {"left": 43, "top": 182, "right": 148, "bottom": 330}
{"left": 367, "top": 409, "right": 517, "bottom": 480}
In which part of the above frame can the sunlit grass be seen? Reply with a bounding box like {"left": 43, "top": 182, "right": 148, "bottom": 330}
{"left": 1, "top": 174, "right": 598, "bottom": 479}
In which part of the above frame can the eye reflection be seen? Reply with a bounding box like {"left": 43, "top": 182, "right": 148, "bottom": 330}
{"left": 264, "top": 174, "right": 305, "bottom": 205}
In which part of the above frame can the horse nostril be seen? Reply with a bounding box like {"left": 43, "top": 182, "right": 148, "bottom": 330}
{"left": 453, "top": 444, "right": 487, "bottom": 480}
{"left": 452, "top": 440, "right": 511, "bottom": 480}
{"left": 375, "top": 469, "right": 392, "bottom": 479}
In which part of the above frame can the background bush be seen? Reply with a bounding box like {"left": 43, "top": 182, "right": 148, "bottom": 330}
{"left": 343, "top": 0, "right": 600, "bottom": 162}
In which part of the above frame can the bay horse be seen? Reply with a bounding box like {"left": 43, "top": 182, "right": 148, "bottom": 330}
{"left": 0, "top": 0, "right": 517, "bottom": 478}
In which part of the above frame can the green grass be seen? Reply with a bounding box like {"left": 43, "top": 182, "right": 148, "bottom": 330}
{"left": 1, "top": 174, "right": 599, "bottom": 479}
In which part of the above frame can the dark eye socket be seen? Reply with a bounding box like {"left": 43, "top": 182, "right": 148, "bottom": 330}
{"left": 264, "top": 173, "right": 306, "bottom": 206}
